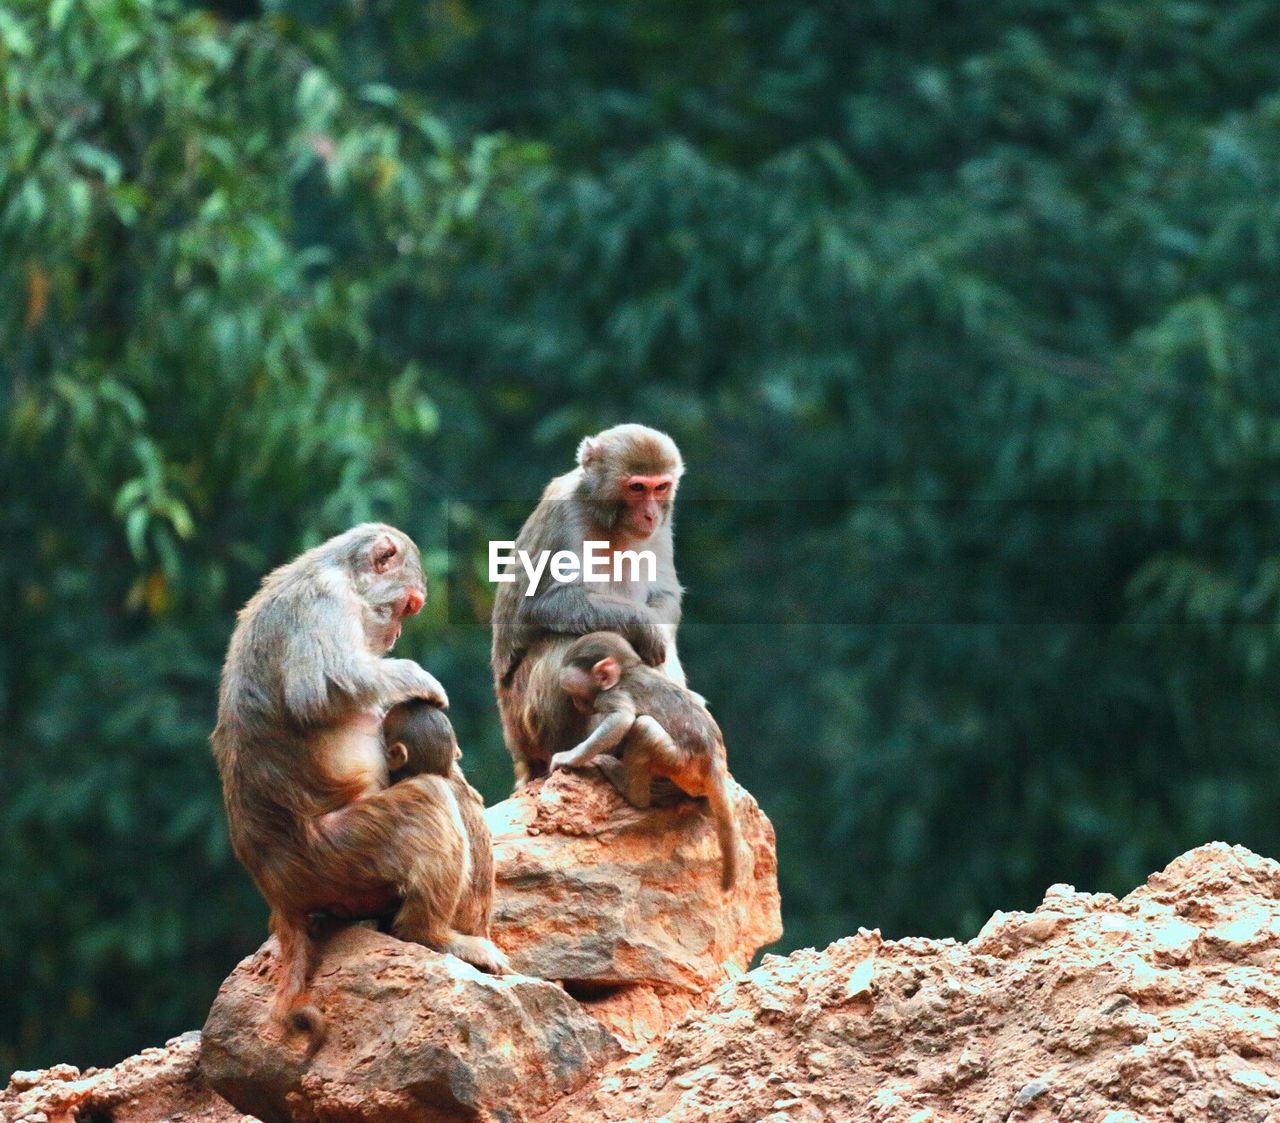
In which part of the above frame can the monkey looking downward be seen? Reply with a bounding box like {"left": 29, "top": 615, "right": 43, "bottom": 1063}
{"left": 550, "top": 632, "right": 741, "bottom": 889}
{"left": 212, "top": 524, "right": 506, "bottom": 1055}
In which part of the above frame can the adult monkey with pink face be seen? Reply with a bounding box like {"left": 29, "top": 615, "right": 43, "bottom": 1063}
{"left": 492, "top": 424, "right": 687, "bottom": 786}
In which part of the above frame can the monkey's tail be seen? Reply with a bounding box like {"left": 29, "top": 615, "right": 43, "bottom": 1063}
{"left": 270, "top": 910, "right": 327, "bottom": 1058}
{"left": 706, "top": 767, "right": 741, "bottom": 891}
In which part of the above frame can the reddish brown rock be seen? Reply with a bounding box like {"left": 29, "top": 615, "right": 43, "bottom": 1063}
{"left": 486, "top": 769, "right": 781, "bottom": 987}
{"left": 198, "top": 924, "right": 616, "bottom": 1123}
{"left": 2, "top": 1032, "right": 248, "bottom": 1123}
{"left": 549, "top": 842, "right": 1280, "bottom": 1122}
{"left": 22, "top": 839, "right": 1280, "bottom": 1123}
{"left": 485, "top": 769, "right": 782, "bottom": 1049}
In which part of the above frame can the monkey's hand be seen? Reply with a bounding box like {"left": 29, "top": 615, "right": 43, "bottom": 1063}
{"left": 626, "top": 616, "right": 668, "bottom": 668}
{"left": 547, "top": 742, "right": 591, "bottom": 773}
{"left": 552, "top": 712, "right": 633, "bottom": 773}
{"left": 380, "top": 658, "right": 449, "bottom": 711}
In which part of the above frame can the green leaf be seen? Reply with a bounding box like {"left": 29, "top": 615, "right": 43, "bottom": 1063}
{"left": 0, "top": 8, "right": 33, "bottom": 55}
{"left": 49, "top": 0, "right": 75, "bottom": 33}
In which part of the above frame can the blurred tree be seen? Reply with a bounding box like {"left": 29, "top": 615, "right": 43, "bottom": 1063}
{"left": 0, "top": 0, "right": 527, "bottom": 1071}
{"left": 7, "top": 0, "right": 1280, "bottom": 1076}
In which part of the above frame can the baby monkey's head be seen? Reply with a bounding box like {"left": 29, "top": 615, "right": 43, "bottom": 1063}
{"left": 382, "top": 699, "right": 459, "bottom": 779}
{"left": 559, "top": 631, "right": 644, "bottom": 712}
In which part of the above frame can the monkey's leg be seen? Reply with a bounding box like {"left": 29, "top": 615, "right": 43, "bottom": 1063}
{"left": 620, "top": 716, "right": 683, "bottom": 808}
{"left": 621, "top": 748, "right": 654, "bottom": 808}
{"left": 314, "top": 777, "right": 506, "bottom": 973}
{"left": 268, "top": 909, "right": 327, "bottom": 1055}
{"left": 497, "top": 660, "right": 533, "bottom": 785}
{"left": 594, "top": 754, "right": 681, "bottom": 808}
{"left": 380, "top": 777, "right": 466, "bottom": 942}
{"left": 441, "top": 932, "right": 510, "bottom": 974}
{"left": 388, "top": 779, "right": 510, "bottom": 975}
{"left": 646, "top": 776, "right": 687, "bottom": 807}
{"left": 500, "top": 695, "right": 542, "bottom": 785}
{"left": 595, "top": 748, "right": 671, "bottom": 810}
{"left": 448, "top": 771, "right": 495, "bottom": 938}
{"left": 591, "top": 754, "right": 628, "bottom": 797}
{"left": 509, "top": 640, "right": 600, "bottom": 785}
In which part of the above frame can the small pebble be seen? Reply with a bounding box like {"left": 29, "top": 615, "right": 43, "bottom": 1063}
{"left": 1013, "top": 1079, "right": 1048, "bottom": 1107}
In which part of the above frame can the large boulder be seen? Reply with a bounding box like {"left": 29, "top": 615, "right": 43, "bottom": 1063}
{"left": 198, "top": 924, "right": 617, "bottom": 1123}
{"left": 487, "top": 769, "right": 782, "bottom": 989}
{"left": 548, "top": 842, "right": 1280, "bottom": 1122}
{"left": 485, "top": 769, "right": 783, "bottom": 1048}
{"left": 190, "top": 766, "right": 781, "bottom": 1120}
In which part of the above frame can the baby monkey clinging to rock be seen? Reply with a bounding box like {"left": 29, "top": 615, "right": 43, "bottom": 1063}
{"left": 550, "top": 631, "right": 741, "bottom": 889}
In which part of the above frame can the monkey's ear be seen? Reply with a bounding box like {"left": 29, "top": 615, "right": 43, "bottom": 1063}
{"left": 370, "top": 533, "right": 400, "bottom": 574}
{"left": 591, "top": 657, "right": 622, "bottom": 691}
{"left": 386, "top": 740, "right": 409, "bottom": 771}
{"left": 577, "top": 436, "right": 601, "bottom": 468}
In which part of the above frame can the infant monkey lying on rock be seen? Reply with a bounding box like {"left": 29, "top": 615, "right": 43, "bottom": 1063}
{"left": 549, "top": 632, "right": 741, "bottom": 889}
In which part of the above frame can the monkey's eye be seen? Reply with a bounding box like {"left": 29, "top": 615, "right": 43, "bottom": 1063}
{"left": 628, "top": 481, "right": 646, "bottom": 494}
{"left": 654, "top": 481, "right": 670, "bottom": 494}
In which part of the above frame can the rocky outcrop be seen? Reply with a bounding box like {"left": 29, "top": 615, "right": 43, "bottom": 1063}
{"left": 15, "top": 820, "right": 1280, "bottom": 1122}
{"left": 198, "top": 924, "right": 617, "bottom": 1123}
{"left": 486, "top": 769, "right": 782, "bottom": 1048}
{"left": 549, "top": 842, "right": 1280, "bottom": 1122}
{"left": 189, "top": 769, "right": 780, "bottom": 1121}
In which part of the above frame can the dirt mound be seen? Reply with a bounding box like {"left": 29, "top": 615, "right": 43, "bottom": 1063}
{"left": 9, "top": 842, "right": 1280, "bottom": 1122}
{"left": 552, "top": 842, "right": 1280, "bottom": 1122}
{"left": 1, "top": 1032, "right": 248, "bottom": 1123}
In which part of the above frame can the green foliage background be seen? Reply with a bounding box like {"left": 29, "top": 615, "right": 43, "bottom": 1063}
{"left": 6, "top": 0, "right": 1280, "bottom": 1073}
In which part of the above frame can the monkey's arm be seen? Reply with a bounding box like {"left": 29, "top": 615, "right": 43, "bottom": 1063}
{"left": 283, "top": 649, "right": 448, "bottom": 727}
{"left": 372, "top": 657, "right": 449, "bottom": 711}
{"left": 549, "top": 706, "right": 636, "bottom": 771}
{"left": 519, "top": 585, "right": 667, "bottom": 667}
{"left": 276, "top": 591, "right": 448, "bottom": 727}
{"left": 646, "top": 560, "right": 685, "bottom": 683}
{"left": 645, "top": 582, "right": 682, "bottom": 624}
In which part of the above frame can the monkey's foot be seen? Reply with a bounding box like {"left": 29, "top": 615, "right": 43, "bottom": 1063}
{"left": 646, "top": 777, "right": 686, "bottom": 807}
{"left": 445, "top": 933, "right": 511, "bottom": 975}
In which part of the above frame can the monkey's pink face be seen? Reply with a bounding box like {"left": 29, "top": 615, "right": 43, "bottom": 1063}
{"left": 619, "top": 474, "right": 673, "bottom": 542}
{"left": 383, "top": 585, "right": 425, "bottom": 649}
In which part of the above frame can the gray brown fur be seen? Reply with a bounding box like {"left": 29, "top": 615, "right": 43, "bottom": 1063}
{"left": 491, "top": 424, "right": 686, "bottom": 785}
{"left": 550, "top": 631, "right": 741, "bottom": 889}
{"left": 211, "top": 524, "right": 505, "bottom": 1054}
